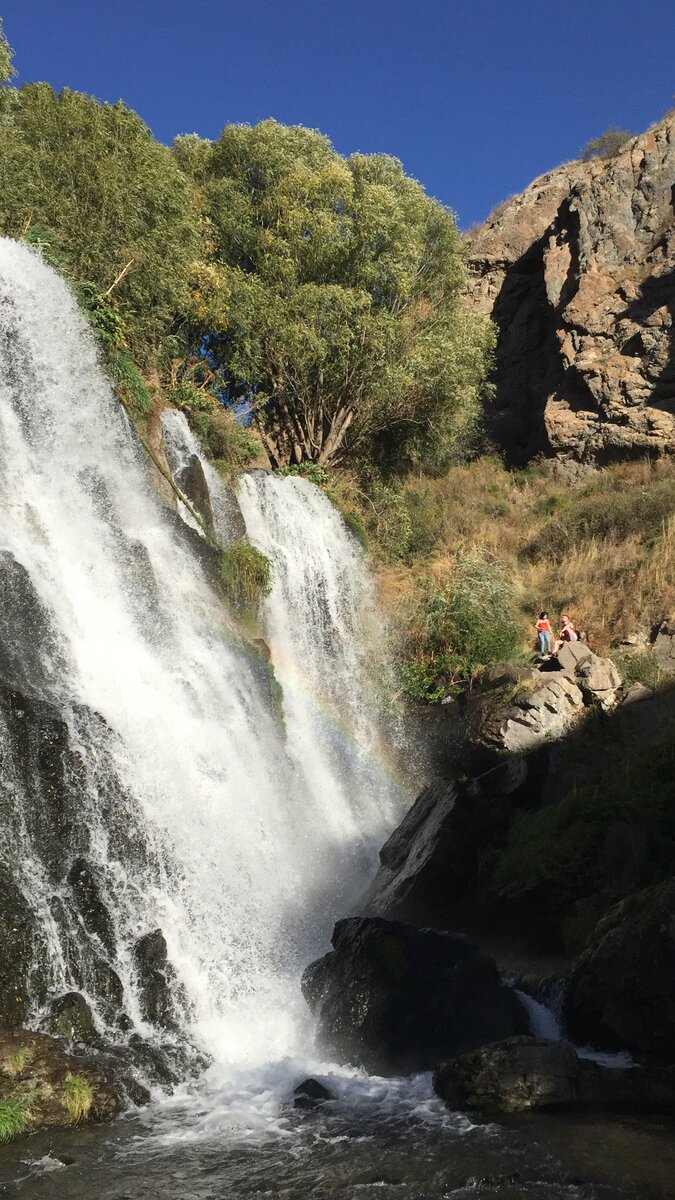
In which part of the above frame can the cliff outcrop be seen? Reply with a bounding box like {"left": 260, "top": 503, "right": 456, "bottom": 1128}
{"left": 466, "top": 115, "right": 675, "bottom": 465}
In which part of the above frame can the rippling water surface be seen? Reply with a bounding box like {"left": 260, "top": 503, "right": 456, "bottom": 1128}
{"left": 1, "top": 1066, "right": 674, "bottom": 1200}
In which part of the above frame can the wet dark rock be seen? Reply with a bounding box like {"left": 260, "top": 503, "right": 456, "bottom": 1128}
{"left": 564, "top": 879, "right": 675, "bottom": 1058}
{"left": 126, "top": 1034, "right": 181, "bottom": 1087}
{"left": 121, "top": 1076, "right": 152, "bottom": 1107}
{"left": 0, "top": 684, "right": 74, "bottom": 881}
{"left": 302, "top": 916, "right": 528, "bottom": 1075}
{"left": 0, "top": 1026, "right": 122, "bottom": 1138}
{"left": 0, "top": 550, "right": 67, "bottom": 696}
{"left": 67, "top": 858, "right": 116, "bottom": 957}
{"left": 178, "top": 454, "right": 215, "bottom": 533}
{"left": 358, "top": 757, "right": 533, "bottom": 931}
{"left": 133, "top": 929, "right": 175, "bottom": 1027}
{"left": 293, "top": 1077, "right": 332, "bottom": 1109}
{"left": 48, "top": 992, "right": 101, "bottom": 1048}
{"left": 434, "top": 1036, "right": 675, "bottom": 1114}
{"left": 0, "top": 868, "right": 45, "bottom": 1027}
{"left": 434, "top": 1037, "right": 580, "bottom": 1112}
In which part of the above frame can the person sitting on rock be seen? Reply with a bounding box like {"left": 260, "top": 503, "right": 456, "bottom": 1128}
{"left": 535, "top": 611, "right": 552, "bottom": 656}
{"left": 553, "top": 614, "right": 579, "bottom": 654}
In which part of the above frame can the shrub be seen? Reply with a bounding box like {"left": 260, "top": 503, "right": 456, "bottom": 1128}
{"left": 280, "top": 462, "right": 329, "bottom": 487}
{"left": 341, "top": 509, "right": 368, "bottom": 549}
{"left": 400, "top": 552, "right": 522, "bottom": 701}
{"left": 0, "top": 1098, "right": 30, "bottom": 1143}
{"left": 191, "top": 407, "right": 261, "bottom": 467}
{"left": 110, "top": 350, "right": 152, "bottom": 417}
{"left": 581, "top": 127, "right": 633, "bottom": 161}
{"left": 63, "top": 1074, "right": 94, "bottom": 1123}
{"left": 495, "top": 732, "right": 675, "bottom": 909}
{"left": 3, "top": 1045, "right": 32, "bottom": 1077}
{"left": 614, "top": 650, "right": 661, "bottom": 690}
{"left": 220, "top": 540, "right": 272, "bottom": 617}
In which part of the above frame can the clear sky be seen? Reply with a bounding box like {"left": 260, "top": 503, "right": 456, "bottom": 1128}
{"left": 2, "top": 0, "right": 673, "bottom": 228}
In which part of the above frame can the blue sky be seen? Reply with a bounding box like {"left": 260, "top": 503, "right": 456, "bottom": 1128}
{"left": 2, "top": 0, "right": 673, "bottom": 228}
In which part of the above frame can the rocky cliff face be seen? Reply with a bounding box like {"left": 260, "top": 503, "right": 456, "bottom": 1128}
{"left": 466, "top": 115, "right": 675, "bottom": 465}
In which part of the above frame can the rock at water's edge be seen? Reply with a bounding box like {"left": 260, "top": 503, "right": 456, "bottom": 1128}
{"left": 433, "top": 1035, "right": 675, "bottom": 1114}
{"left": 302, "top": 916, "right": 528, "bottom": 1075}
{"left": 293, "top": 1077, "right": 332, "bottom": 1109}
{"left": 0, "top": 1027, "right": 122, "bottom": 1138}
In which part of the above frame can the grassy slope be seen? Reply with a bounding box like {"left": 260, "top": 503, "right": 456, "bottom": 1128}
{"left": 330, "top": 455, "right": 675, "bottom": 698}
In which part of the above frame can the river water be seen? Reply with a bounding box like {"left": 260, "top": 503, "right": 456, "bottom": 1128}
{"left": 1, "top": 1081, "right": 674, "bottom": 1200}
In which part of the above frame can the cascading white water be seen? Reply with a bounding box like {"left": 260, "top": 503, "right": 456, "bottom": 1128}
{"left": 0, "top": 239, "right": 401, "bottom": 1080}
{"left": 238, "top": 473, "right": 401, "bottom": 873}
{"left": 160, "top": 408, "right": 244, "bottom": 545}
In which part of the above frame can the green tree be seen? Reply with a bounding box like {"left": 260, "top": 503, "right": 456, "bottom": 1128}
{"left": 581, "top": 126, "right": 633, "bottom": 161}
{"left": 0, "top": 84, "right": 200, "bottom": 358}
{"left": 0, "top": 18, "right": 15, "bottom": 85}
{"left": 188, "top": 120, "right": 494, "bottom": 469}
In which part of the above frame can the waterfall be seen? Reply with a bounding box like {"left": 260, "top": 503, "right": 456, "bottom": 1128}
{"left": 0, "top": 240, "right": 401, "bottom": 1084}
{"left": 238, "top": 473, "right": 400, "bottom": 858}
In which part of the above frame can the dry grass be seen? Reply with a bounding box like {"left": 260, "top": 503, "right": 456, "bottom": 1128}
{"left": 345, "top": 455, "right": 675, "bottom": 662}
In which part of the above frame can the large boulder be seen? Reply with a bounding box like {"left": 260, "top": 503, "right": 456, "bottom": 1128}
{"left": 563, "top": 880, "right": 675, "bottom": 1059}
{"left": 302, "top": 917, "right": 528, "bottom": 1075}
{"left": 464, "top": 113, "right": 675, "bottom": 465}
{"left": 359, "top": 757, "right": 528, "bottom": 928}
{"left": 556, "top": 642, "right": 622, "bottom": 710}
{"left": 47, "top": 992, "right": 101, "bottom": 1048}
{"left": 132, "top": 929, "right": 176, "bottom": 1028}
{"left": 0, "top": 1028, "right": 122, "bottom": 1139}
{"left": 467, "top": 664, "right": 584, "bottom": 754}
{"left": 433, "top": 1036, "right": 675, "bottom": 1114}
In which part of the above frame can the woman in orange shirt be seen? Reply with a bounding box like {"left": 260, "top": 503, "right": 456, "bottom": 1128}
{"left": 536, "top": 611, "right": 552, "bottom": 655}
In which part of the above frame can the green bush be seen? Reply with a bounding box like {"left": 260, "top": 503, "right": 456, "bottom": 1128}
{"left": 495, "top": 732, "right": 675, "bottom": 907}
{"left": 110, "top": 350, "right": 152, "bottom": 417}
{"left": 220, "top": 540, "right": 272, "bottom": 618}
{"left": 581, "top": 126, "right": 633, "bottom": 161}
{"left": 361, "top": 479, "right": 415, "bottom": 562}
{"left": 614, "top": 650, "right": 661, "bottom": 690}
{"left": 63, "top": 1074, "right": 94, "bottom": 1123}
{"left": 191, "top": 407, "right": 261, "bottom": 467}
{"left": 400, "top": 552, "right": 522, "bottom": 701}
{"left": 341, "top": 509, "right": 368, "bottom": 549}
{"left": 280, "top": 462, "right": 329, "bottom": 486}
{"left": 0, "top": 1098, "right": 30, "bottom": 1143}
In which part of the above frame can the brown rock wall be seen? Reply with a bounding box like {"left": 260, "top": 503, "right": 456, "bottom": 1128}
{"left": 466, "top": 116, "right": 675, "bottom": 464}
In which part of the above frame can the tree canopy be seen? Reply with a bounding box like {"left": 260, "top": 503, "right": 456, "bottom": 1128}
{"left": 0, "top": 19, "right": 15, "bottom": 85}
{"left": 0, "top": 35, "right": 494, "bottom": 476}
{"left": 0, "top": 83, "right": 200, "bottom": 358}
{"left": 185, "top": 120, "right": 494, "bottom": 470}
